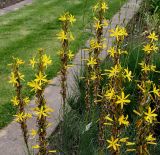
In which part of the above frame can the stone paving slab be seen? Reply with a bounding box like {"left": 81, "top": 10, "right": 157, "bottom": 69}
{"left": 0, "top": 0, "right": 32, "bottom": 15}
{"left": 0, "top": 0, "right": 142, "bottom": 154}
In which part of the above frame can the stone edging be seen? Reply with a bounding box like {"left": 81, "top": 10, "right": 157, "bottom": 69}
{"left": 0, "top": 0, "right": 32, "bottom": 16}
{"left": 0, "top": 0, "right": 142, "bottom": 154}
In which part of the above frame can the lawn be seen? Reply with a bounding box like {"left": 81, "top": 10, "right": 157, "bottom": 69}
{"left": 0, "top": 0, "right": 127, "bottom": 128}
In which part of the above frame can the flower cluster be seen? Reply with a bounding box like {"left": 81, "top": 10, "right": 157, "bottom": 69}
{"left": 9, "top": 57, "right": 31, "bottom": 152}
{"left": 28, "top": 49, "right": 55, "bottom": 154}
{"left": 57, "top": 12, "right": 76, "bottom": 110}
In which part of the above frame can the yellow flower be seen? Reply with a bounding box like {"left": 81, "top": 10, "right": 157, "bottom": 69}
{"left": 94, "top": 20, "right": 102, "bottom": 31}
{"left": 30, "top": 129, "right": 37, "bottom": 137}
{"left": 18, "top": 72, "right": 25, "bottom": 81}
{"left": 69, "top": 14, "right": 76, "bottom": 24}
{"left": 104, "top": 88, "right": 115, "bottom": 100}
{"left": 59, "top": 15, "right": 67, "bottom": 22}
{"left": 144, "top": 107, "right": 157, "bottom": 123}
{"left": 42, "top": 54, "right": 52, "bottom": 68}
{"left": 123, "top": 68, "right": 132, "bottom": 81}
{"left": 107, "top": 136, "right": 120, "bottom": 151}
{"left": 87, "top": 57, "right": 97, "bottom": 68}
{"left": 152, "top": 84, "right": 160, "bottom": 97}
{"left": 9, "top": 72, "right": 18, "bottom": 86}
{"left": 147, "top": 32, "right": 158, "bottom": 42}
{"left": 57, "top": 30, "right": 67, "bottom": 41}
{"left": 29, "top": 58, "right": 37, "bottom": 68}
{"left": 107, "top": 47, "right": 116, "bottom": 57}
{"left": 90, "top": 72, "right": 97, "bottom": 81}
{"left": 35, "top": 72, "right": 48, "bottom": 85}
{"left": 105, "top": 64, "right": 122, "bottom": 78}
{"left": 14, "top": 112, "right": 32, "bottom": 123}
{"left": 118, "top": 115, "right": 129, "bottom": 126}
{"left": 35, "top": 106, "right": 53, "bottom": 119}
{"left": 16, "top": 58, "right": 25, "bottom": 65}
{"left": 101, "top": 2, "right": 108, "bottom": 12}
{"left": 143, "top": 44, "right": 153, "bottom": 54}
{"left": 28, "top": 80, "right": 42, "bottom": 92}
{"left": 23, "top": 97, "right": 30, "bottom": 105}
{"left": 109, "top": 26, "right": 128, "bottom": 41}
{"left": 152, "top": 43, "right": 158, "bottom": 52}
{"left": 11, "top": 96, "right": 19, "bottom": 106}
{"left": 146, "top": 134, "right": 156, "bottom": 145}
{"left": 116, "top": 91, "right": 130, "bottom": 109}
{"left": 67, "top": 50, "right": 74, "bottom": 61}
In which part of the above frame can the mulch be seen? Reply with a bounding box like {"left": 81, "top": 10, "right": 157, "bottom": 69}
{"left": 0, "top": 0, "right": 24, "bottom": 9}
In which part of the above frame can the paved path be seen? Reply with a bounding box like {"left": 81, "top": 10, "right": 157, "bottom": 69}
{"left": 0, "top": 0, "right": 142, "bottom": 154}
{"left": 0, "top": 0, "right": 32, "bottom": 15}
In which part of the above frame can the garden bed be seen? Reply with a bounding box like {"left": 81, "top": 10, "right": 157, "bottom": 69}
{"left": 0, "top": 0, "right": 24, "bottom": 9}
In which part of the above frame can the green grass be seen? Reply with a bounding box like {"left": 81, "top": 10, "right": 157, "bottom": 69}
{"left": 0, "top": 0, "right": 127, "bottom": 128}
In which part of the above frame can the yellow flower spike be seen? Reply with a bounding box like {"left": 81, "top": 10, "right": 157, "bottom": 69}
{"left": 144, "top": 107, "right": 157, "bottom": 123}
{"left": 118, "top": 115, "right": 129, "bottom": 126}
{"left": 116, "top": 91, "right": 130, "bottom": 109}
{"left": 32, "top": 144, "right": 40, "bottom": 149}
{"left": 69, "top": 14, "right": 76, "bottom": 24}
{"left": 147, "top": 31, "right": 158, "bottom": 42}
{"left": 34, "top": 71, "right": 48, "bottom": 85}
{"left": 42, "top": 54, "right": 52, "bottom": 68}
{"left": 29, "top": 58, "right": 37, "bottom": 68}
{"left": 11, "top": 96, "right": 19, "bottom": 106}
{"left": 107, "top": 136, "right": 121, "bottom": 151}
{"left": 87, "top": 57, "right": 97, "bottom": 68}
{"left": 28, "top": 80, "right": 42, "bottom": 92}
{"left": 57, "top": 30, "right": 67, "bottom": 41}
